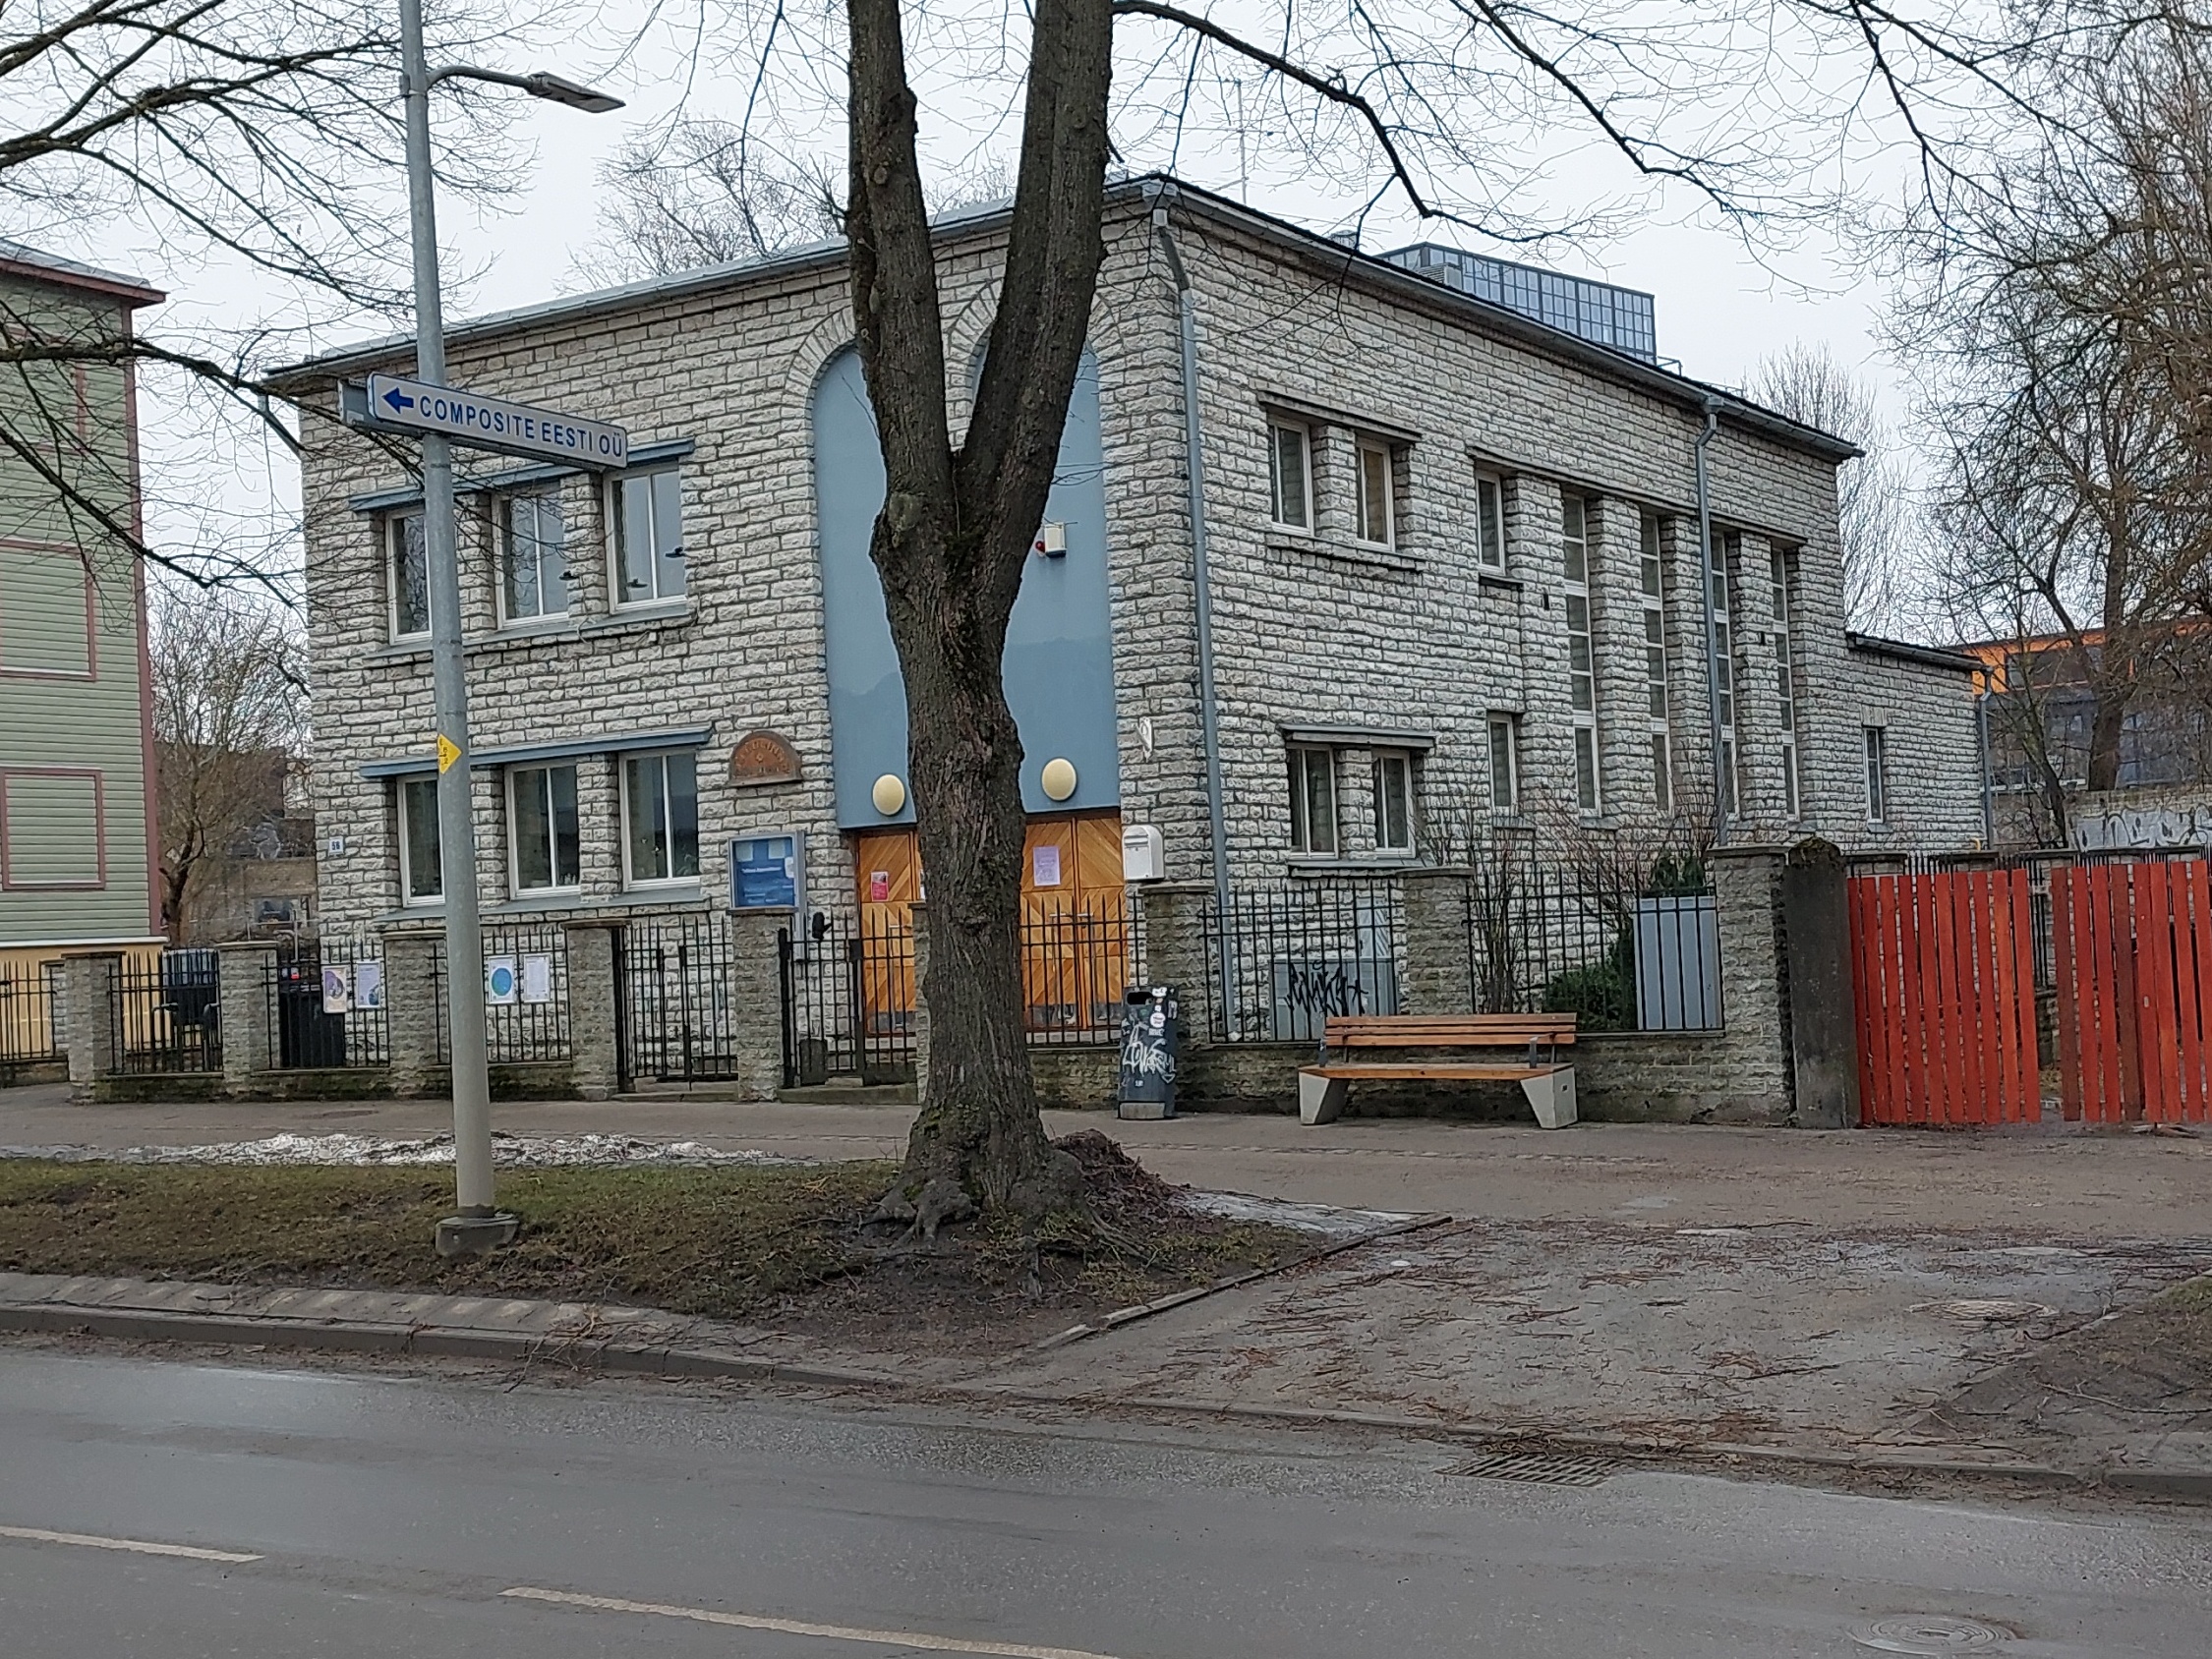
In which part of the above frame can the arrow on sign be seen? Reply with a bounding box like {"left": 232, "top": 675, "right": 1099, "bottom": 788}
{"left": 382, "top": 386, "right": 416, "bottom": 414}
{"left": 437, "top": 734, "right": 461, "bottom": 773}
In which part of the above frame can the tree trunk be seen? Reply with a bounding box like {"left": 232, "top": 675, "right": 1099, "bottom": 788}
{"left": 845, "top": 0, "right": 1116, "bottom": 1226}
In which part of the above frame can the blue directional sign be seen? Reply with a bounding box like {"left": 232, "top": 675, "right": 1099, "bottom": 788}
{"left": 360, "top": 372, "right": 628, "bottom": 470}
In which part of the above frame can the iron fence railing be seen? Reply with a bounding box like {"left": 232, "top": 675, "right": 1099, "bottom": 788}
{"left": 1019, "top": 899, "right": 1144, "bottom": 1046}
{"left": 1463, "top": 857, "right": 1719, "bottom": 1033}
{"left": 1202, "top": 878, "right": 1404, "bottom": 1043}
{"left": 107, "top": 950, "right": 221, "bottom": 1074}
{"left": 778, "top": 912, "right": 916, "bottom": 1086}
{"left": 0, "top": 963, "right": 61, "bottom": 1077}
{"left": 621, "top": 915, "right": 749, "bottom": 1086}
{"left": 262, "top": 937, "right": 390, "bottom": 1069}
{"left": 482, "top": 924, "right": 571, "bottom": 1063}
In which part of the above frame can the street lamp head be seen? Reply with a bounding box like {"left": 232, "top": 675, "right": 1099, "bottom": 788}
{"left": 522, "top": 72, "right": 623, "bottom": 114}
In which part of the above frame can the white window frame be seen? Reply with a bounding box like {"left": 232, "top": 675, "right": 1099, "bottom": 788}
{"left": 497, "top": 488, "right": 569, "bottom": 626}
{"left": 1267, "top": 419, "right": 1311, "bottom": 531}
{"left": 1487, "top": 715, "right": 1520, "bottom": 814}
{"left": 507, "top": 763, "right": 582, "bottom": 894}
{"left": 1562, "top": 492, "right": 1601, "bottom": 814}
{"left": 1772, "top": 547, "right": 1802, "bottom": 821}
{"left": 1371, "top": 750, "right": 1415, "bottom": 854}
{"left": 385, "top": 509, "right": 429, "bottom": 642}
{"left": 1287, "top": 745, "right": 1338, "bottom": 855}
{"left": 1641, "top": 509, "right": 1671, "bottom": 814}
{"left": 1476, "top": 470, "right": 1506, "bottom": 571}
{"left": 1711, "top": 529, "right": 1742, "bottom": 819}
{"left": 1354, "top": 437, "right": 1396, "bottom": 548}
{"left": 619, "top": 751, "right": 701, "bottom": 887}
{"left": 1864, "top": 726, "right": 1890, "bottom": 824}
{"left": 609, "top": 464, "right": 686, "bottom": 608}
{"left": 396, "top": 774, "right": 440, "bottom": 906}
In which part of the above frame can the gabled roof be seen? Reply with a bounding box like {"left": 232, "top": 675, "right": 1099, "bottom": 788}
{"left": 0, "top": 241, "right": 164, "bottom": 307}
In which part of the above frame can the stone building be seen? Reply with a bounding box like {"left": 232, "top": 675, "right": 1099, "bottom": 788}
{"left": 282, "top": 178, "right": 1983, "bottom": 944}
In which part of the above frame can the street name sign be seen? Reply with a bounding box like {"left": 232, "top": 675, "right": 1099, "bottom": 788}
{"left": 358, "top": 373, "right": 628, "bottom": 470}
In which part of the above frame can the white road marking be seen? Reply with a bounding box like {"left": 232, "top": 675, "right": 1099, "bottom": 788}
{"left": 0, "top": 1523, "right": 262, "bottom": 1564}
{"left": 500, "top": 1585, "right": 1125, "bottom": 1659}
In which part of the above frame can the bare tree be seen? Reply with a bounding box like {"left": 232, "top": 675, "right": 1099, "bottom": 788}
{"left": 150, "top": 584, "right": 308, "bottom": 940}
{"left": 578, "top": 124, "right": 845, "bottom": 283}
{"left": 1745, "top": 343, "right": 1911, "bottom": 634}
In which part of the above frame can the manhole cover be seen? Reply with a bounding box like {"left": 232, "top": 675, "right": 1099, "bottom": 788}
{"left": 1446, "top": 1451, "right": 1615, "bottom": 1487}
{"left": 1849, "top": 1615, "right": 2008, "bottom": 1653}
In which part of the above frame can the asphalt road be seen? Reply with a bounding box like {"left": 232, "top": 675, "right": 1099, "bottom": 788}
{"left": 1, "top": 1345, "right": 2208, "bottom": 1659}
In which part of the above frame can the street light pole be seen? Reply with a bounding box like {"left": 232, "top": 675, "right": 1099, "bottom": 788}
{"left": 394, "top": 3, "right": 619, "bottom": 1256}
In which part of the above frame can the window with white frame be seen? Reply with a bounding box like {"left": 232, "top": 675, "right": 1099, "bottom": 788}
{"left": 1562, "top": 492, "right": 1601, "bottom": 813}
{"left": 1354, "top": 438, "right": 1395, "bottom": 547}
{"left": 1371, "top": 750, "right": 1414, "bottom": 853}
{"left": 1710, "top": 529, "right": 1742, "bottom": 818}
{"left": 1476, "top": 470, "right": 1506, "bottom": 570}
{"left": 1641, "top": 510, "right": 1671, "bottom": 813}
{"left": 1286, "top": 746, "right": 1337, "bottom": 855}
{"left": 397, "top": 775, "right": 440, "bottom": 904}
{"left": 611, "top": 465, "right": 685, "bottom": 605}
{"left": 1267, "top": 419, "right": 1311, "bottom": 530}
{"left": 1772, "top": 547, "right": 1802, "bottom": 819}
{"left": 621, "top": 751, "right": 700, "bottom": 886}
{"left": 499, "top": 489, "right": 568, "bottom": 623}
{"left": 1864, "top": 726, "right": 1889, "bottom": 823}
{"left": 508, "top": 764, "right": 581, "bottom": 892}
{"left": 1487, "top": 715, "right": 1520, "bottom": 813}
{"left": 385, "top": 510, "right": 429, "bottom": 641}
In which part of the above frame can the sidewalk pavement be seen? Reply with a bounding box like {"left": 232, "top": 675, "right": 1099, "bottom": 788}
{"left": 7, "top": 1081, "right": 2212, "bottom": 1236}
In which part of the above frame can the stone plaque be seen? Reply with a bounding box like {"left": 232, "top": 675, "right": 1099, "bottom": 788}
{"left": 729, "top": 729, "right": 801, "bottom": 788}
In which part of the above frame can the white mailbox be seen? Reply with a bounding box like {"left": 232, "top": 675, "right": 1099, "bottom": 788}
{"left": 1121, "top": 823, "right": 1166, "bottom": 883}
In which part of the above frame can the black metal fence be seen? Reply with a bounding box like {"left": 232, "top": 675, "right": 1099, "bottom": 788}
{"left": 1020, "top": 900, "right": 1143, "bottom": 1045}
{"left": 0, "top": 963, "right": 61, "bottom": 1078}
{"left": 107, "top": 950, "right": 221, "bottom": 1074}
{"left": 1464, "top": 858, "right": 1720, "bottom": 1032}
{"left": 621, "top": 915, "right": 749, "bottom": 1085}
{"left": 262, "top": 935, "right": 390, "bottom": 1068}
{"left": 482, "top": 924, "right": 570, "bottom": 1063}
{"left": 1202, "top": 879, "right": 1403, "bottom": 1042}
{"left": 778, "top": 912, "right": 916, "bottom": 1087}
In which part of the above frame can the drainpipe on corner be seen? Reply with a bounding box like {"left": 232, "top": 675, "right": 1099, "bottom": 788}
{"left": 1146, "top": 184, "right": 1235, "bottom": 1022}
{"left": 1694, "top": 395, "right": 1726, "bottom": 848}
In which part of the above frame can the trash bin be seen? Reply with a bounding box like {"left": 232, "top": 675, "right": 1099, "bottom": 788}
{"left": 1116, "top": 984, "right": 1180, "bottom": 1120}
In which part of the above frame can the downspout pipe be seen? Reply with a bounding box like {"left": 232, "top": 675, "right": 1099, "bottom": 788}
{"left": 1147, "top": 186, "right": 1234, "bottom": 1020}
{"left": 1694, "top": 396, "right": 1726, "bottom": 849}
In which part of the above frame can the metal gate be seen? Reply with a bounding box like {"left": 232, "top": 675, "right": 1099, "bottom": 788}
{"left": 2050, "top": 859, "right": 2212, "bottom": 1121}
{"left": 778, "top": 913, "right": 915, "bottom": 1087}
{"left": 1849, "top": 867, "right": 2042, "bottom": 1124}
{"left": 618, "top": 916, "right": 748, "bottom": 1086}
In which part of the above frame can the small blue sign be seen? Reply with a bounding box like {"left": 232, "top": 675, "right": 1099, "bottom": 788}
{"left": 732, "top": 834, "right": 800, "bottom": 911}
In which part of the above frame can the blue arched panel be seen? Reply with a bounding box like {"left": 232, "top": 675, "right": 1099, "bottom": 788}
{"left": 812, "top": 348, "right": 1121, "bottom": 829}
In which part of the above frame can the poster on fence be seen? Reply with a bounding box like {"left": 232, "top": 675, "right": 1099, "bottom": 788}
{"left": 320, "top": 966, "right": 350, "bottom": 1014}
{"left": 485, "top": 955, "right": 519, "bottom": 1006}
{"left": 520, "top": 953, "right": 553, "bottom": 1005}
{"left": 355, "top": 960, "right": 383, "bottom": 1010}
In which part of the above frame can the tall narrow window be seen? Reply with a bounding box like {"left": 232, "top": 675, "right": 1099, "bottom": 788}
{"left": 1641, "top": 510, "right": 1671, "bottom": 813}
{"left": 1710, "top": 530, "right": 1741, "bottom": 818}
{"left": 1864, "top": 726, "right": 1889, "bottom": 823}
{"left": 1475, "top": 471, "right": 1506, "bottom": 570}
{"left": 386, "top": 510, "right": 429, "bottom": 641}
{"left": 1355, "top": 439, "right": 1395, "bottom": 546}
{"left": 1371, "top": 751, "right": 1414, "bottom": 852}
{"left": 611, "top": 465, "right": 685, "bottom": 605}
{"left": 1487, "top": 715, "right": 1520, "bottom": 813}
{"left": 1267, "top": 420, "right": 1310, "bottom": 529}
{"left": 500, "top": 490, "right": 568, "bottom": 623}
{"left": 397, "top": 776, "right": 440, "bottom": 904}
{"left": 1287, "top": 746, "right": 1337, "bottom": 854}
{"left": 622, "top": 751, "right": 700, "bottom": 886}
{"left": 509, "top": 764, "right": 581, "bottom": 892}
{"left": 1772, "top": 548, "right": 1801, "bottom": 819}
{"left": 1562, "top": 493, "right": 1600, "bottom": 813}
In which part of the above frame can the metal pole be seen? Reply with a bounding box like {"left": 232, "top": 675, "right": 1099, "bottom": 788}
{"left": 400, "top": 0, "right": 498, "bottom": 1241}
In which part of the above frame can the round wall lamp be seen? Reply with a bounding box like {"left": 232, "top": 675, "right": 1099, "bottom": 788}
{"left": 871, "top": 773, "right": 907, "bottom": 815}
{"left": 1039, "top": 757, "right": 1078, "bottom": 802}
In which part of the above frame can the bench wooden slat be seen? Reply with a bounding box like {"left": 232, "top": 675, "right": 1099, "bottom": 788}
{"left": 1304, "top": 1062, "right": 1562, "bottom": 1081}
{"left": 1323, "top": 1013, "right": 1576, "bottom": 1050}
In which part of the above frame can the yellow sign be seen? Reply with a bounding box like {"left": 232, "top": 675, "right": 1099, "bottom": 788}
{"left": 437, "top": 734, "right": 461, "bottom": 773}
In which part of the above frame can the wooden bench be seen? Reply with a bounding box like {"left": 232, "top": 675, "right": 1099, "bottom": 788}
{"left": 1298, "top": 1013, "right": 1578, "bottom": 1129}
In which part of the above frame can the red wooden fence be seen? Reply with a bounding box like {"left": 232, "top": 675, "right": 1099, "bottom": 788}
{"left": 1848, "top": 869, "right": 2040, "bottom": 1125}
{"left": 2050, "top": 861, "right": 2212, "bottom": 1122}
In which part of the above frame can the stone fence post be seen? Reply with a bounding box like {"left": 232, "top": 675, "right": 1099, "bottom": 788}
{"left": 1780, "top": 837, "right": 1861, "bottom": 1129}
{"left": 382, "top": 927, "right": 442, "bottom": 1098}
{"left": 725, "top": 908, "right": 788, "bottom": 1101}
{"left": 1135, "top": 881, "right": 1211, "bottom": 1011}
{"left": 1399, "top": 866, "right": 1473, "bottom": 1013}
{"left": 60, "top": 949, "right": 121, "bottom": 1101}
{"left": 1708, "top": 845, "right": 1791, "bottom": 1116}
{"left": 906, "top": 902, "right": 931, "bottom": 1104}
{"left": 215, "top": 940, "right": 278, "bottom": 1093}
{"left": 562, "top": 920, "right": 621, "bottom": 1100}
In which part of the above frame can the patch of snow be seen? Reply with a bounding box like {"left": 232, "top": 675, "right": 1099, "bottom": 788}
{"left": 0, "top": 1132, "right": 799, "bottom": 1169}
{"left": 1181, "top": 1189, "right": 1414, "bottom": 1235}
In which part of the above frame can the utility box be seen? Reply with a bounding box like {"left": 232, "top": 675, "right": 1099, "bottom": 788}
{"left": 1121, "top": 823, "right": 1166, "bottom": 883}
{"left": 1117, "top": 985, "right": 1180, "bottom": 1119}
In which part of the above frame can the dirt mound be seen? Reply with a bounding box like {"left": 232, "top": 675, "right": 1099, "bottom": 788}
{"left": 1053, "top": 1128, "right": 1185, "bottom": 1221}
